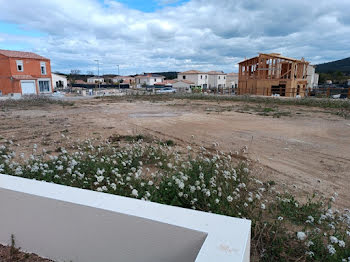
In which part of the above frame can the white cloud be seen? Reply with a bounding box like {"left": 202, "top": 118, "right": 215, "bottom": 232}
{"left": 0, "top": 0, "right": 349, "bottom": 74}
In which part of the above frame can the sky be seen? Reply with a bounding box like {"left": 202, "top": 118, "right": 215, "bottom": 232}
{"left": 0, "top": 0, "right": 349, "bottom": 75}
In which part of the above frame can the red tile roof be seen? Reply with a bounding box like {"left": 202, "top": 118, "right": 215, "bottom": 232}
{"left": 179, "top": 70, "right": 204, "bottom": 74}
{"left": 12, "top": 75, "right": 36, "bottom": 80}
{"left": 207, "top": 71, "right": 226, "bottom": 75}
{"left": 174, "top": 80, "right": 195, "bottom": 84}
{"left": 0, "top": 49, "right": 49, "bottom": 60}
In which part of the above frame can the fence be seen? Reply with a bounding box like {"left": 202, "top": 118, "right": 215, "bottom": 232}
{"left": 0, "top": 174, "right": 251, "bottom": 262}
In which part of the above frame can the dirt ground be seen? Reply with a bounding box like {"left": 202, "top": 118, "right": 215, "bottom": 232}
{"left": 1, "top": 97, "right": 349, "bottom": 208}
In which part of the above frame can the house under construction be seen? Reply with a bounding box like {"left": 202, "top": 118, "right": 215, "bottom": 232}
{"left": 238, "top": 53, "right": 309, "bottom": 97}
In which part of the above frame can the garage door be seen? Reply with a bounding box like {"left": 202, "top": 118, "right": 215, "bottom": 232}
{"left": 21, "top": 81, "right": 37, "bottom": 95}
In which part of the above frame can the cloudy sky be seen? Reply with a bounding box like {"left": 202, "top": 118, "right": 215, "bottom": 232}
{"left": 0, "top": 0, "right": 349, "bottom": 75}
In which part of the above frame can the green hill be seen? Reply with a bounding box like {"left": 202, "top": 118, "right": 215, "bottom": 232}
{"left": 316, "top": 57, "right": 350, "bottom": 74}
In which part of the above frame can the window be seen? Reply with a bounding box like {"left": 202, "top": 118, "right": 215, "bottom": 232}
{"left": 218, "top": 76, "right": 221, "bottom": 80}
{"left": 16, "top": 60, "right": 23, "bottom": 72}
{"left": 154, "top": 78, "right": 157, "bottom": 82}
{"left": 40, "top": 62, "right": 47, "bottom": 75}
{"left": 205, "top": 75, "right": 207, "bottom": 79}
{"left": 38, "top": 80, "right": 51, "bottom": 93}
{"left": 183, "top": 75, "right": 186, "bottom": 80}
{"left": 201, "top": 75, "right": 203, "bottom": 79}
{"left": 224, "top": 76, "right": 226, "bottom": 79}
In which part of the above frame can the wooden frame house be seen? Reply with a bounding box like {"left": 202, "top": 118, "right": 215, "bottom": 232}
{"left": 238, "top": 53, "right": 309, "bottom": 97}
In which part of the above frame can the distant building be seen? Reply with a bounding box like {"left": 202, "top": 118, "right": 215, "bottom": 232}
{"left": 172, "top": 80, "right": 194, "bottom": 93}
{"left": 177, "top": 70, "right": 208, "bottom": 90}
{"left": 348, "top": 79, "right": 350, "bottom": 86}
{"left": 238, "top": 53, "right": 309, "bottom": 97}
{"left": 326, "top": 80, "right": 333, "bottom": 85}
{"left": 226, "top": 73, "right": 239, "bottom": 91}
{"left": 87, "top": 77, "right": 104, "bottom": 84}
{"left": 112, "top": 76, "right": 135, "bottom": 85}
{"left": 52, "top": 73, "right": 67, "bottom": 89}
{"left": 207, "top": 71, "right": 226, "bottom": 90}
{"left": 135, "top": 73, "right": 165, "bottom": 87}
{"left": 306, "top": 65, "right": 319, "bottom": 90}
{"left": 0, "top": 49, "right": 53, "bottom": 96}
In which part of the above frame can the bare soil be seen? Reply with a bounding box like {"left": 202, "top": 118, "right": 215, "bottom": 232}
{"left": 1, "top": 97, "right": 349, "bottom": 208}
{"left": 0, "top": 244, "right": 52, "bottom": 262}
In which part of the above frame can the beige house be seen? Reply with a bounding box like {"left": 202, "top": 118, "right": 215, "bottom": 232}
{"left": 226, "top": 73, "right": 239, "bottom": 92}
{"left": 172, "top": 80, "right": 194, "bottom": 93}
{"left": 177, "top": 70, "right": 208, "bottom": 89}
{"left": 87, "top": 77, "right": 104, "bottom": 84}
{"left": 207, "top": 71, "right": 226, "bottom": 90}
{"left": 135, "top": 73, "right": 165, "bottom": 87}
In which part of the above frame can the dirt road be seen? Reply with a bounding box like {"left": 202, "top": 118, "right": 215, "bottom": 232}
{"left": 1, "top": 98, "right": 349, "bottom": 207}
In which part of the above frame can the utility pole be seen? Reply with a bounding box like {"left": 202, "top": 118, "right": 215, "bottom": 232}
{"left": 94, "top": 59, "right": 100, "bottom": 89}
{"left": 117, "top": 65, "right": 120, "bottom": 76}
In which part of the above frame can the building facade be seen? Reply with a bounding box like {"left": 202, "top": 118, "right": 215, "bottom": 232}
{"left": 87, "top": 77, "right": 105, "bottom": 84}
{"left": 177, "top": 70, "right": 208, "bottom": 89}
{"left": 207, "top": 71, "right": 226, "bottom": 90}
{"left": 238, "top": 53, "right": 309, "bottom": 97}
{"left": 52, "top": 73, "right": 68, "bottom": 89}
{"left": 306, "top": 65, "right": 319, "bottom": 90}
{"left": 135, "top": 74, "right": 165, "bottom": 87}
{"left": 0, "top": 49, "right": 53, "bottom": 96}
{"left": 226, "top": 73, "right": 239, "bottom": 91}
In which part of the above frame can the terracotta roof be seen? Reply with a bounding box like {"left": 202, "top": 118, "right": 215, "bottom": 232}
{"left": 0, "top": 49, "right": 49, "bottom": 60}
{"left": 12, "top": 75, "right": 36, "bottom": 80}
{"left": 179, "top": 70, "right": 205, "bottom": 74}
{"left": 135, "top": 73, "right": 165, "bottom": 78}
{"left": 163, "top": 80, "right": 176, "bottom": 84}
{"left": 207, "top": 71, "right": 226, "bottom": 75}
{"left": 227, "top": 72, "right": 238, "bottom": 76}
{"left": 174, "top": 80, "right": 194, "bottom": 84}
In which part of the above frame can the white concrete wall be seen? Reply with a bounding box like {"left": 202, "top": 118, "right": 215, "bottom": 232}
{"left": 178, "top": 74, "right": 208, "bottom": 88}
{"left": 0, "top": 174, "right": 251, "bottom": 262}
{"left": 208, "top": 74, "right": 226, "bottom": 89}
{"left": 87, "top": 78, "right": 104, "bottom": 83}
{"left": 52, "top": 73, "right": 67, "bottom": 89}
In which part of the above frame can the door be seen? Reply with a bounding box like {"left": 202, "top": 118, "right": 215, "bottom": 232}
{"left": 21, "top": 80, "right": 37, "bottom": 95}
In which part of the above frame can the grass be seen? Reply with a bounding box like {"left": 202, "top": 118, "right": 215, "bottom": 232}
{"left": 0, "top": 96, "right": 74, "bottom": 111}
{"left": 0, "top": 137, "right": 349, "bottom": 261}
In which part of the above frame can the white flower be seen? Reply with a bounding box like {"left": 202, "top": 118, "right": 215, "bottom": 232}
{"left": 338, "top": 240, "right": 345, "bottom": 248}
{"left": 327, "top": 244, "right": 336, "bottom": 255}
{"left": 261, "top": 204, "right": 266, "bottom": 210}
{"left": 305, "top": 251, "right": 314, "bottom": 257}
{"left": 227, "top": 196, "right": 233, "bottom": 202}
{"left": 278, "top": 216, "right": 284, "bottom": 221}
{"left": 131, "top": 189, "right": 138, "bottom": 197}
{"left": 297, "top": 232, "right": 306, "bottom": 241}
{"left": 330, "top": 236, "right": 338, "bottom": 244}
{"left": 148, "top": 181, "right": 154, "bottom": 186}
{"left": 306, "top": 240, "right": 314, "bottom": 247}
{"left": 215, "top": 199, "right": 220, "bottom": 204}
{"left": 167, "top": 163, "right": 173, "bottom": 169}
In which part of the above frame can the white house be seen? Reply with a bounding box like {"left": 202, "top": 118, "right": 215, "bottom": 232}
{"left": 306, "top": 65, "right": 319, "bottom": 90}
{"left": 135, "top": 74, "right": 165, "bottom": 87}
{"left": 226, "top": 73, "right": 239, "bottom": 91}
{"left": 207, "top": 71, "right": 226, "bottom": 90}
{"left": 52, "top": 73, "right": 68, "bottom": 89}
{"left": 172, "top": 80, "right": 194, "bottom": 93}
{"left": 87, "top": 77, "right": 105, "bottom": 84}
{"left": 177, "top": 70, "right": 208, "bottom": 89}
